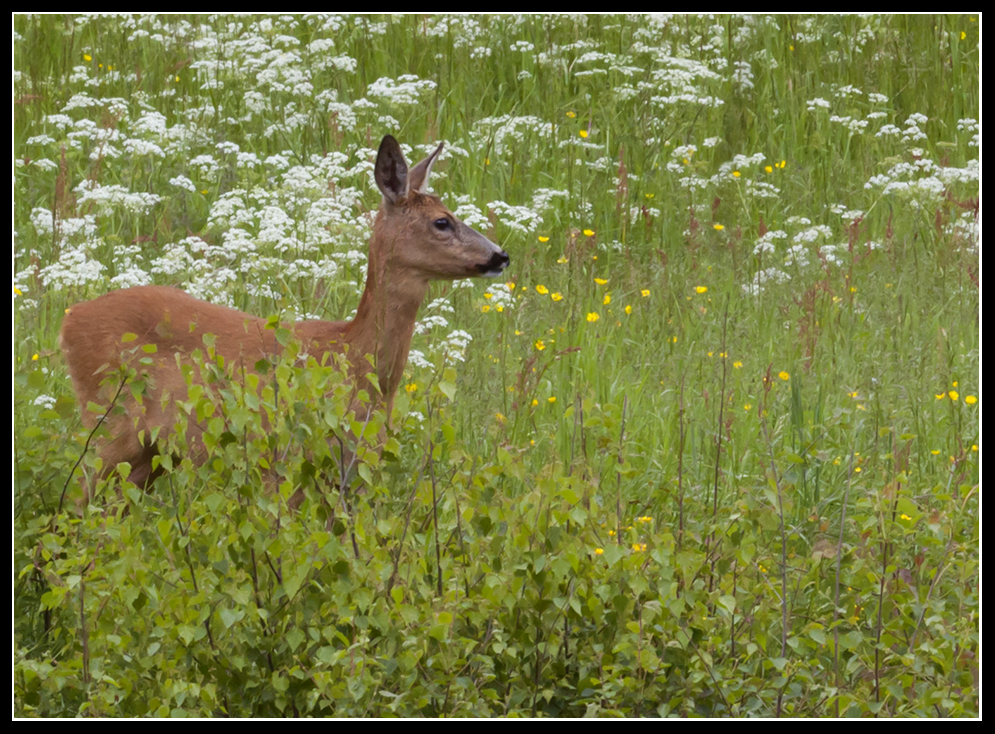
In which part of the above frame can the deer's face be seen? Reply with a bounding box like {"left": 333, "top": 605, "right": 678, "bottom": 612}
{"left": 382, "top": 194, "right": 509, "bottom": 281}
{"left": 374, "top": 135, "right": 510, "bottom": 283}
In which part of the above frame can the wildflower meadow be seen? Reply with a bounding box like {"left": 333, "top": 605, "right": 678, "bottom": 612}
{"left": 14, "top": 15, "right": 979, "bottom": 717}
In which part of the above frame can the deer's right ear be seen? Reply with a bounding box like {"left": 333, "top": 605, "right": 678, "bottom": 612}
{"left": 375, "top": 135, "right": 409, "bottom": 204}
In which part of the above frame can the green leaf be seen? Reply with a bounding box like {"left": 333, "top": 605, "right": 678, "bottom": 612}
{"left": 283, "top": 568, "right": 307, "bottom": 599}
{"left": 441, "top": 423, "right": 456, "bottom": 444}
{"left": 316, "top": 646, "right": 338, "bottom": 665}
{"left": 205, "top": 492, "right": 226, "bottom": 513}
{"left": 219, "top": 608, "right": 244, "bottom": 629}
{"left": 717, "top": 595, "right": 736, "bottom": 615}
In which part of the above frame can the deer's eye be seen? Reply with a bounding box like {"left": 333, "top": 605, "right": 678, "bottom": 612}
{"left": 433, "top": 218, "right": 451, "bottom": 231}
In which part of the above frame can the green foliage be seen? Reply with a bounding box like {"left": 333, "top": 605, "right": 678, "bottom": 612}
{"left": 15, "top": 14, "right": 978, "bottom": 717}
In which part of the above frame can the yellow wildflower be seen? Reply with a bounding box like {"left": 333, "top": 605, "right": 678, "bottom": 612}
{"left": 641, "top": 289, "right": 650, "bottom": 297}
{"left": 405, "top": 383, "right": 418, "bottom": 393}
{"left": 949, "top": 390, "right": 959, "bottom": 401}
{"left": 713, "top": 224, "right": 724, "bottom": 231}
{"left": 583, "top": 229, "right": 595, "bottom": 237}
{"left": 625, "top": 305, "right": 632, "bottom": 315}
{"left": 566, "top": 110, "right": 576, "bottom": 118}
{"left": 594, "top": 277, "right": 608, "bottom": 285}
{"left": 538, "top": 236, "right": 549, "bottom": 243}
{"left": 536, "top": 284, "right": 549, "bottom": 295}
{"left": 965, "top": 395, "right": 977, "bottom": 405}
{"left": 586, "top": 312, "right": 600, "bottom": 322}
{"left": 551, "top": 292, "right": 563, "bottom": 301}
{"left": 548, "top": 396, "right": 556, "bottom": 403}
{"left": 603, "top": 293, "right": 611, "bottom": 305}
{"left": 779, "top": 371, "right": 790, "bottom": 381}
{"left": 535, "top": 339, "right": 545, "bottom": 351}
{"left": 594, "top": 548, "right": 604, "bottom": 555}
{"left": 696, "top": 286, "right": 707, "bottom": 294}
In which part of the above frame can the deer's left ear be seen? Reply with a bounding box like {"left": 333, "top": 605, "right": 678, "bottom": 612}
{"left": 408, "top": 141, "right": 444, "bottom": 195}
{"left": 375, "top": 135, "right": 409, "bottom": 204}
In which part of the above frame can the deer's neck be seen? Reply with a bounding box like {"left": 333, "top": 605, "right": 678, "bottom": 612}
{"left": 346, "top": 261, "right": 428, "bottom": 405}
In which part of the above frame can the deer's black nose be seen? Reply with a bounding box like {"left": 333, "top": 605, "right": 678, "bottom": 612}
{"left": 478, "top": 250, "right": 510, "bottom": 275}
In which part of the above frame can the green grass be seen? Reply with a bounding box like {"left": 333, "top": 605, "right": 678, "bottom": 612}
{"left": 14, "top": 14, "right": 979, "bottom": 717}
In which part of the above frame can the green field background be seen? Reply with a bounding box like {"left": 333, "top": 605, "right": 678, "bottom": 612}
{"left": 14, "top": 15, "right": 979, "bottom": 717}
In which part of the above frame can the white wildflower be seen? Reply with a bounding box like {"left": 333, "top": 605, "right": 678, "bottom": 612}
{"left": 169, "top": 175, "right": 196, "bottom": 192}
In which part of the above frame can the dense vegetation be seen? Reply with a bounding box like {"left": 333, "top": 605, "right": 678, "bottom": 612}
{"left": 14, "top": 14, "right": 979, "bottom": 717}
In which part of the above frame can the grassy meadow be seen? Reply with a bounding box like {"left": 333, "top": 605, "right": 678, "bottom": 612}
{"left": 13, "top": 14, "right": 979, "bottom": 717}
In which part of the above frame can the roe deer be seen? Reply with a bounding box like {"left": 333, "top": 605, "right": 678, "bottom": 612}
{"left": 60, "top": 134, "right": 509, "bottom": 494}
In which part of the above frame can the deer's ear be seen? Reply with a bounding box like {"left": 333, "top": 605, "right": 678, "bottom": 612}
{"left": 375, "top": 135, "right": 408, "bottom": 204}
{"left": 408, "top": 141, "right": 444, "bottom": 194}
